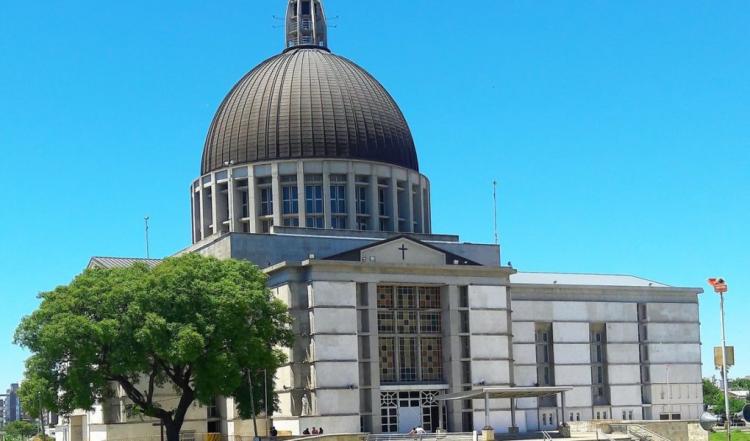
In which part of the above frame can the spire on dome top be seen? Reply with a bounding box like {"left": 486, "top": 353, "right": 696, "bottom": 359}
{"left": 285, "top": 0, "right": 328, "bottom": 51}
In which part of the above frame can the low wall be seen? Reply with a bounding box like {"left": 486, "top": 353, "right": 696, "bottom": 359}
{"left": 294, "top": 434, "right": 366, "bottom": 441}
{"left": 636, "top": 421, "right": 705, "bottom": 441}
{"left": 569, "top": 419, "right": 707, "bottom": 441}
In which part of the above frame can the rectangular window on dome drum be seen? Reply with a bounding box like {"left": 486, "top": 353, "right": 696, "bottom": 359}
{"left": 331, "top": 215, "right": 347, "bottom": 229}
{"left": 282, "top": 186, "right": 298, "bottom": 215}
{"left": 330, "top": 175, "right": 347, "bottom": 214}
{"left": 259, "top": 187, "right": 273, "bottom": 216}
{"left": 282, "top": 217, "right": 299, "bottom": 227}
{"left": 305, "top": 175, "right": 323, "bottom": 228}
{"left": 356, "top": 185, "right": 368, "bottom": 215}
{"left": 305, "top": 183, "right": 323, "bottom": 214}
{"left": 306, "top": 216, "right": 323, "bottom": 229}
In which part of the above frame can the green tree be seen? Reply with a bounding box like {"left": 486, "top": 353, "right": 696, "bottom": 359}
{"left": 4, "top": 420, "right": 38, "bottom": 440}
{"left": 730, "top": 378, "right": 750, "bottom": 401}
{"left": 703, "top": 378, "right": 745, "bottom": 415}
{"left": 15, "top": 254, "right": 293, "bottom": 441}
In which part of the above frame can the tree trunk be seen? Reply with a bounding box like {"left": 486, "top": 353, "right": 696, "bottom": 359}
{"left": 164, "top": 420, "right": 181, "bottom": 441}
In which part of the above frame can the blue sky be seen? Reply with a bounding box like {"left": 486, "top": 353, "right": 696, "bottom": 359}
{"left": 1, "top": 0, "right": 748, "bottom": 389}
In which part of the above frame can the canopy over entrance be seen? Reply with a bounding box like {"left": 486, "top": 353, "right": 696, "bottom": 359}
{"left": 438, "top": 386, "right": 572, "bottom": 401}
{"left": 438, "top": 386, "right": 573, "bottom": 434}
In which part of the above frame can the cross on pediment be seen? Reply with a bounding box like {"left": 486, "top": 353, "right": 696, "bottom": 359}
{"left": 398, "top": 243, "right": 409, "bottom": 260}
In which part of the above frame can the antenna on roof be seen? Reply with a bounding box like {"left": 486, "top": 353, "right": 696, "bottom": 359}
{"left": 493, "top": 181, "right": 499, "bottom": 246}
{"left": 144, "top": 216, "right": 150, "bottom": 259}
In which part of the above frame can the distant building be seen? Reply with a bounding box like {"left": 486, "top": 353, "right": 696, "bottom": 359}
{"left": 3, "top": 384, "right": 24, "bottom": 423}
{"left": 0, "top": 397, "right": 5, "bottom": 427}
{"left": 53, "top": 0, "right": 704, "bottom": 439}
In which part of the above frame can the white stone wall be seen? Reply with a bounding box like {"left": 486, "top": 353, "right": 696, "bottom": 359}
{"left": 307, "top": 281, "right": 361, "bottom": 432}
{"left": 467, "top": 285, "right": 515, "bottom": 432}
{"left": 511, "top": 288, "right": 703, "bottom": 424}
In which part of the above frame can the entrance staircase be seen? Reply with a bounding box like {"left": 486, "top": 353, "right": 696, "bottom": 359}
{"left": 608, "top": 424, "right": 670, "bottom": 441}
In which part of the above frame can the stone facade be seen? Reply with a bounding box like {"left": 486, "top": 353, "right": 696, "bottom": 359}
{"left": 178, "top": 231, "right": 705, "bottom": 436}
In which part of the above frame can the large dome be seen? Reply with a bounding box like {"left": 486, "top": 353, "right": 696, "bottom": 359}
{"left": 201, "top": 48, "right": 419, "bottom": 174}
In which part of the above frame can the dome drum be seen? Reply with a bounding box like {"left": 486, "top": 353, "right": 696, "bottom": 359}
{"left": 191, "top": 158, "right": 431, "bottom": 242}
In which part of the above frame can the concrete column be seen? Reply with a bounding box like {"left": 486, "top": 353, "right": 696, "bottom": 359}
{"left": 367, "top": 282, "right": 381, "bottom": 433}
{"left": 405, "top": 173, "right": 414, "bottom": 233}
{"left": 227, "top": 171, "right": 236, "bottom": 233}
{"left": 560, "top": 392, "right": 566, "bottom": 426}
{"left": 190, "top": 186, "right": 197, "bottom": 243}
{"left": 405, "top": 174, "right": 414, "bottom": 233}
{"left": 368, "top": 174, "right": 379, "bottom": 231}
{"left": 347, "top": 166, "right": 356, "bottom": 230}
{"left": 322, "top": 162, "right": 332, "bottom": 229}
{"left": 297, "top": 162, "right": 306, "bottom": 227}
{"left": 423, "top": 183, "right": 432, "bottom": 234}
{"left": 199, "top": 181, "right": 206, "bottom": 240}
{"left": 210, "top": 174, "right": 219, "bottom": 235}
{"left": 247, "top": 166, "right": 258, "bottom": 233}
{"left": 416, "top": 181, "right": 426, "bottom": 234}
{"left": 482, "top": 392, "right": 494, "bottom": 440}
{"left": 271, "top": 163, "right": 282, "bottom": 228}
{"left": 390, "top": 175, "right": 399, "bottom": 232}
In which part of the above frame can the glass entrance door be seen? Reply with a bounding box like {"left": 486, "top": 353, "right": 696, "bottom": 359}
{"left": 398, "top": 406, "right": 421, "bottom": 433}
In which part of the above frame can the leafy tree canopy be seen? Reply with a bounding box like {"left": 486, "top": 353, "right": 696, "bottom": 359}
{"left": 4, "top": 420, "right": 38, "bottom": 440}
{"left": 730, "top": 378, "right": 750, "bottom": 396}
{"left": 15, "top": 254, "right": 293, "bottom": 441}
{"left": 703, "top": 378, "right": 746, "bottom": 415}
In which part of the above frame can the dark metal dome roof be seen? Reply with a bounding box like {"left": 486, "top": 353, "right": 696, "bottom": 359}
{"left": 201, "top": 48, "right": 418, "bottom": 174}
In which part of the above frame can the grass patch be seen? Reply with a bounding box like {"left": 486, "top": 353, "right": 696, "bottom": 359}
{"left": 710, "top": 431, "right": 750, "bottom": 441}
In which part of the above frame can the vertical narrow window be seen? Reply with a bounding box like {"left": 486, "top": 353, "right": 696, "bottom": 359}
{"left": 356, "top": 176, "right": 369, "bottom": 230}
{"left": 330, "top": 174, "right": 347, "bottom": 228}
{"left": 356, "top": 177, "right": 368, "bottom": 214}
{"left": 377, "top": 178, "right": 390, "bottom": 231}
{"left": 281, "top": 175, "right": 299, "bottom": 227}
{"left": 535, "top": 322, "right": 556, "bottom": 407}
{"left": 258, "top": 177, "right": 273, "bottom": 216}
{"left": 304, "top": 174, "right": 323, "bottom": 228}
{"left": 379, "top": 337, "right": 396, "bottom": 382}
{"left": 459, "top": 285, "right": 469, "bottom": 308}
{"left": 240, "top": 190, "right": 249, "bottom": 218}
{"left": 590, "top": 323, "right": 609, "bottom": 405}
{"left": 398, "top": 337, "right": 418, "bottom": 381}
{"left": 397, "top": 180, "right": 407, "bottom": 231}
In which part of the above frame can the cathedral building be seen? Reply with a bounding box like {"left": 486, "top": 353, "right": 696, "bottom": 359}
{"left": 55, "top": 1, "right": 703, "bottom": 440}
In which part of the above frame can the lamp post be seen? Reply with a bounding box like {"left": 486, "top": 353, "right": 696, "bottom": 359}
{"left": 707, "top": 277, "right": 731, "bottom": 441}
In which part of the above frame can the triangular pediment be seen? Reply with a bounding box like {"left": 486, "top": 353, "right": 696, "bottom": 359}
{"left": 360, "top": 237, "right": 446, "bottom": 265}
{"left": 323, "top": 235, "right": 482, "bottom": 266}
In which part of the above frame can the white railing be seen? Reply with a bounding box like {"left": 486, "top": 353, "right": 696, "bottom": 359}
{"left": 541, "top": 431, "right": 552, "bottom": 441}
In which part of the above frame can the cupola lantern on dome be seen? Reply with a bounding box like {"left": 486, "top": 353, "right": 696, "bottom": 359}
{"left": 190, "top": 0, "right": 431, "bottom": 243}
{"left": 285, "top": 0, "right": 328, "bottom": 50}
